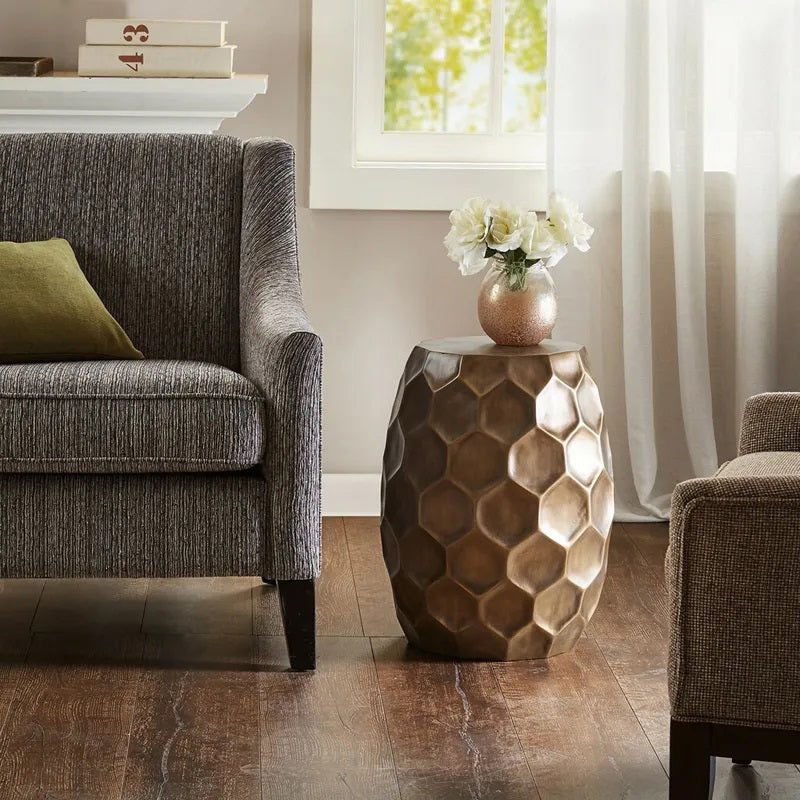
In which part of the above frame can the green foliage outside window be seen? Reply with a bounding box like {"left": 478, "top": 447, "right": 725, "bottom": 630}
{"left": 384, "top": 0, "right": 547, "bottom": 134}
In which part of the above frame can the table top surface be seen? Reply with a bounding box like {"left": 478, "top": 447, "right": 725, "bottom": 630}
{"left": 420, "top": 336, "right": 583, "bottom": 357}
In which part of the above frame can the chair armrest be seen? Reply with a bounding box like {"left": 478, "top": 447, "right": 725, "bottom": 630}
{"left": 240, "top": 138, "right": 322, "bottom": 580}
{"left": 667, "top": 476, "right": 800, "bottom": 729}
{"left": 739, "top": 392, "right": 800, "bottom": 455}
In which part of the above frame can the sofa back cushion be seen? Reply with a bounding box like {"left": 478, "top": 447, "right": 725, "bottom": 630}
{"left": 0, "top": 133, "right": 243, "bottom": 368}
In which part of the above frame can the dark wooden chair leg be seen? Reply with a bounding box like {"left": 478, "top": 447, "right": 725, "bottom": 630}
{"left": 261, "top": 577, "right": 277, "bottom": 587}
{"left": 670, "top": 719, "right": 715, "bottom": 800}
{"left": 277, "top": 579, "right": 316, "bottom": 671}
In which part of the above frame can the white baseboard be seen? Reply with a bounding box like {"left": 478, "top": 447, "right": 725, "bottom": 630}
{"left": 322, "top": 473, "right": 381, "bottom": 517}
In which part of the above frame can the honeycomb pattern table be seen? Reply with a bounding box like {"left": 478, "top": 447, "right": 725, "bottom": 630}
{"left": 380, "top": 336, "right": 614, "bottom": 660}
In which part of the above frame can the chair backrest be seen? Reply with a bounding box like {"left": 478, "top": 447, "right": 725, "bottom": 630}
{"left": 0, "top": 133, "right": 243, "bottom": 368}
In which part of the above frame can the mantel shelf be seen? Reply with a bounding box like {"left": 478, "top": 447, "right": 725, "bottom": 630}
{"left": 0, "top": 72, "right": 268, "bottom": 134}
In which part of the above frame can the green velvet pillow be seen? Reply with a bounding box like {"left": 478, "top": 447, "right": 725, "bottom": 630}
{"left": 0, "top": 238, "right": 143, "bottom": 363}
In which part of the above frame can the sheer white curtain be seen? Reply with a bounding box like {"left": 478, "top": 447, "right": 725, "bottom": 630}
{"left": 547, "top": 0, "right": 800, "bottom": 519}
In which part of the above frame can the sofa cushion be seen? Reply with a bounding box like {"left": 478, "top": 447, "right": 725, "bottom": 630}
{"left": 0, "top": 360, "right": 265, "bottom": 473}
{"left": 716, "top": 451, "right": 800, "bottom": 478}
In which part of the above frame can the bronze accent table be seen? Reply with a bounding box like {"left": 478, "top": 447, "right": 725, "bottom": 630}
{"left": 381, "top": 336, "right": 613, "bottom": 660}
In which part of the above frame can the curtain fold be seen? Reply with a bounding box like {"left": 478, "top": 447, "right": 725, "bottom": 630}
{"left": 549, "top": 0, "right": 800, "bottom": 519}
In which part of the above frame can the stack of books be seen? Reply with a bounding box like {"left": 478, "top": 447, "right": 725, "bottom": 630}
{"left": 78, "top": 19, "right": 235, "bottom": 78}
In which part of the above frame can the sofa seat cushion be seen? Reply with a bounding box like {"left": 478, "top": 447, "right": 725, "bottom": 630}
{"left": 717, "top": 451, "right": 800, "bottom": 479}
{"left": 0, "top": 360, "right": 265, "bottom": 473}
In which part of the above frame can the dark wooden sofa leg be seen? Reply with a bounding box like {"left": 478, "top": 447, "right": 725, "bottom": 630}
{"left": 670, "top": 720, "right": 715, "bottom": 800}
{"left": 261, "top": 577, "right": 277, "bottom": 587}
{"left": 277, "top": 579, "right": 316, "bottom": 671}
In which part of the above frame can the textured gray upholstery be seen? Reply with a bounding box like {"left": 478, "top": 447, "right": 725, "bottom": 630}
{"left": 0, "top": 472, "right": 266, "bottom": 578}
{"left": 668, "top": 401, "right": 800, "bottom": 731}
{"left": 0, "top": 134, "right": 321, "bottom": 581}
{"left": 0, "top": 360, "right": 264, "bottom": 472}
{"left": 739, "top": 392, "right": 800, "bottom": 456}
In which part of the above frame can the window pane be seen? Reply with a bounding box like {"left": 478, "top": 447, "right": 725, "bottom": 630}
{"left": 503, "top": 0, "right": 547, "bottom": 133}
{"left": 384, "top": 0, "right": 492, "bottom": 133}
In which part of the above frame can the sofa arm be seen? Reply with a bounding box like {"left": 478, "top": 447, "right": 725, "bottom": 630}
{"left": 667, "top": 477, "right": 800, "bottom": 729}
{"left": 240, "top": 138, "right": 322, "bottom": 581}
{"left": 739, "top": 392, "right": 800, "bottom": 455}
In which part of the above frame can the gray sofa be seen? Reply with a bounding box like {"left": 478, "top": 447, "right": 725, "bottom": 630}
{"left": 667, "top": 393, "right": 800, "bottom": 797}
{"left": 0, "top": 133, "right": 321, "bottom": 670}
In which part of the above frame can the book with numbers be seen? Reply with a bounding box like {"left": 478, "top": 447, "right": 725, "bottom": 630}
{"left": 86, "top": 19, "right": 227, "bottom": 47}
{"left": 78, "top": 45, "right": 236, "bottom": 78}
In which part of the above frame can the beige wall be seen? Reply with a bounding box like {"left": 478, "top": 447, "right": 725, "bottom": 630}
{"left": 1, "top": 0, "right": 484, "bottom": 474}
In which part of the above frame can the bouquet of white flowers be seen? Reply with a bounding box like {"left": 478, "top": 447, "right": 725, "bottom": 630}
{"left": 444, "top": 193, "right": 594, "bottom": 291}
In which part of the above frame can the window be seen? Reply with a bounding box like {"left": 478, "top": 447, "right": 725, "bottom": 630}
{"left": 310, "top": 0, "right": 548, "bottom": 210}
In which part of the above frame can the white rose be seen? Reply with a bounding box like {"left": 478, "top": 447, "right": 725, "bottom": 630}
{"left": 520, "top": 214, "right": 568, "bottom": 268}
{"left": 548, "top": 192, "right": 594, "bottom": 252}
{"left": 444, "top": 197, "right": 491, "bottom": 275}
{"left": 487, "top": 202, "right": 526, "bottom": 252}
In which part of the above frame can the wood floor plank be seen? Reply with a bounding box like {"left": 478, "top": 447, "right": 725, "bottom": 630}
{"left": 0, "top": 633, "right": 143, "bottom": 800}
{"left": 33, "top": 578, "right": 148, "bottom": 633}
{"left": 344, "top": 517, "right": 404, "bottom": 637}
{"left": 0, "top": 634, "right": 30, "bottom": 737}
{"left": 373, "top": 637, "right": 538, "bottom": 800}
{"left": 142, "top": 577, "right": 256, "bottom": 635}
{"left": 255, "top": 518, "right": 363, "bottom": 636}
{"left": 494, "top": 637, "right": 668, "bottom": 799}
{"left": 0, "top": 579, "right": 44, "bottom": 633}
{"left": 622, "top": 522, "right": 669, "bottom": 574}
{"left": 121, "top": 634, "right": 261, "bottom": 800}
{"left": 586, "top": 526, "right": 671, "bottom": 769}
{"left": 259, "top": 635, "right": 400, "bottom": 799}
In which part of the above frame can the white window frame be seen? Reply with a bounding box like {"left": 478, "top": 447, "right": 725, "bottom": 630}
{"left": 310, "top": 0, "right": 547, "bottom": 210}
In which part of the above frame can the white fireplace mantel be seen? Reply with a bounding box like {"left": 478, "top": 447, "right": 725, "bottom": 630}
{"left": 0, "top": 72, "right": 268, "bottom": 134}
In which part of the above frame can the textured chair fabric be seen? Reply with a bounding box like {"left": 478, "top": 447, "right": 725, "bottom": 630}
{"left": 0, "top": 134, "right": 322, "bottom": 582}
{"left": 738, "top": 392, "right": 800, "bottom": 456}
{"left": 0, "top": 134, "right": 242, "bottom": 367}
{"left": 0, "top": 472, "right": 266, "bottom": 578}
{"left": 0, "top": 360, "right": 265, "bottom": 473}
{"left": 667, "top": 398, "right": 800, "bottom": 731}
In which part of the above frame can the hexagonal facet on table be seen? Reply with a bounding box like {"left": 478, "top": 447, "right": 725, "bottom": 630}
{"left": 380, "top": 518, "right": 400, "bottom": 577}
{"left": 479, "top": 380, "right": 536, "bottom": 443}
{"left": 477, "top": 480, "right": 539, "bottom": 548}
{"left": 420, "top": 480, "right": 474, "bottom": 545}
{"left": 403, "top": 346, "right": 427, "bottom": 382}
{"left": 456, "top": 623, "right": 509, "bottom": 660}
{"left": 507, "top": 355, "right": 552, "bottom": 394}
{"left": 591, "top": 470, "right": 614, "bottom": 536}
{"left": 533, "top": 577, "right": 582, "bottom": 633}
{"left": 550, "top": 350, "right": 584, "bottom": 388}
{"left": 580, "top": 567, "right": 607, "bottom": 620}
{"left": 402, "top": 426, "right": 447, "bottom": 490}
{"left": 566, "top": 526, "right": 606, "bottom": 587}
{"left": 383, "top": 471, "right": 419, "bottom": 539}
{"left": 429, "top": 379, "right": 479, "bottom": 442}
{"left": 391, "top": 573, "right": 427, "bottom": 622}
{"left": 539, "top": 476, "right": 590, "bottom": 545}
{"left": 397, "top": 373, "right": 433, "bottom": 432}
{"left": 383, "top": 418, "right": 404, "bottom": 481}
{"left": 507, "top": 622, "right": 554, "bottom": 660}
{"left": 565, "top": 426, "right": 603, "bottom": 487}
{"left": 536, "top": 378, "right": 579, "bottom": 439}
{"left": 576, "top": 373, "right": 603, "bottom": 432}
{"left": 399, "top": 526, "right": 447, "bottom": 588}
{"left": 481, "top": 581, "right": 534, "bottom": 638}
{"left": 423, "top": 351, "right": 461, "bottom": 390}
{"left": 460, "top": 354, "right": 507, "bottom": 395}
{"left": 449, "top": 431, "right": 506, "bottom": 493}
{"left": 509, "top": 427, "right": 566, "bottom": 496}
{"left": 507, "top": 531, "right": 568, "bottom": 594}
{"left": 426, "top": 578, "right": 478, "bottom": 633}
{"left": 449, "top": 530, "right": 508, "bottom": 595}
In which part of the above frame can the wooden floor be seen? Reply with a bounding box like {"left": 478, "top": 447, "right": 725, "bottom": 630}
{"left": 0, "top": 519, "right": 798, "bottom": 799}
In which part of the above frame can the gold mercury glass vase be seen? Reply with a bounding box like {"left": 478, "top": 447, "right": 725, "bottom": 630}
{"left": 477, "top": 262, "right": 557, "bottom": 346}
